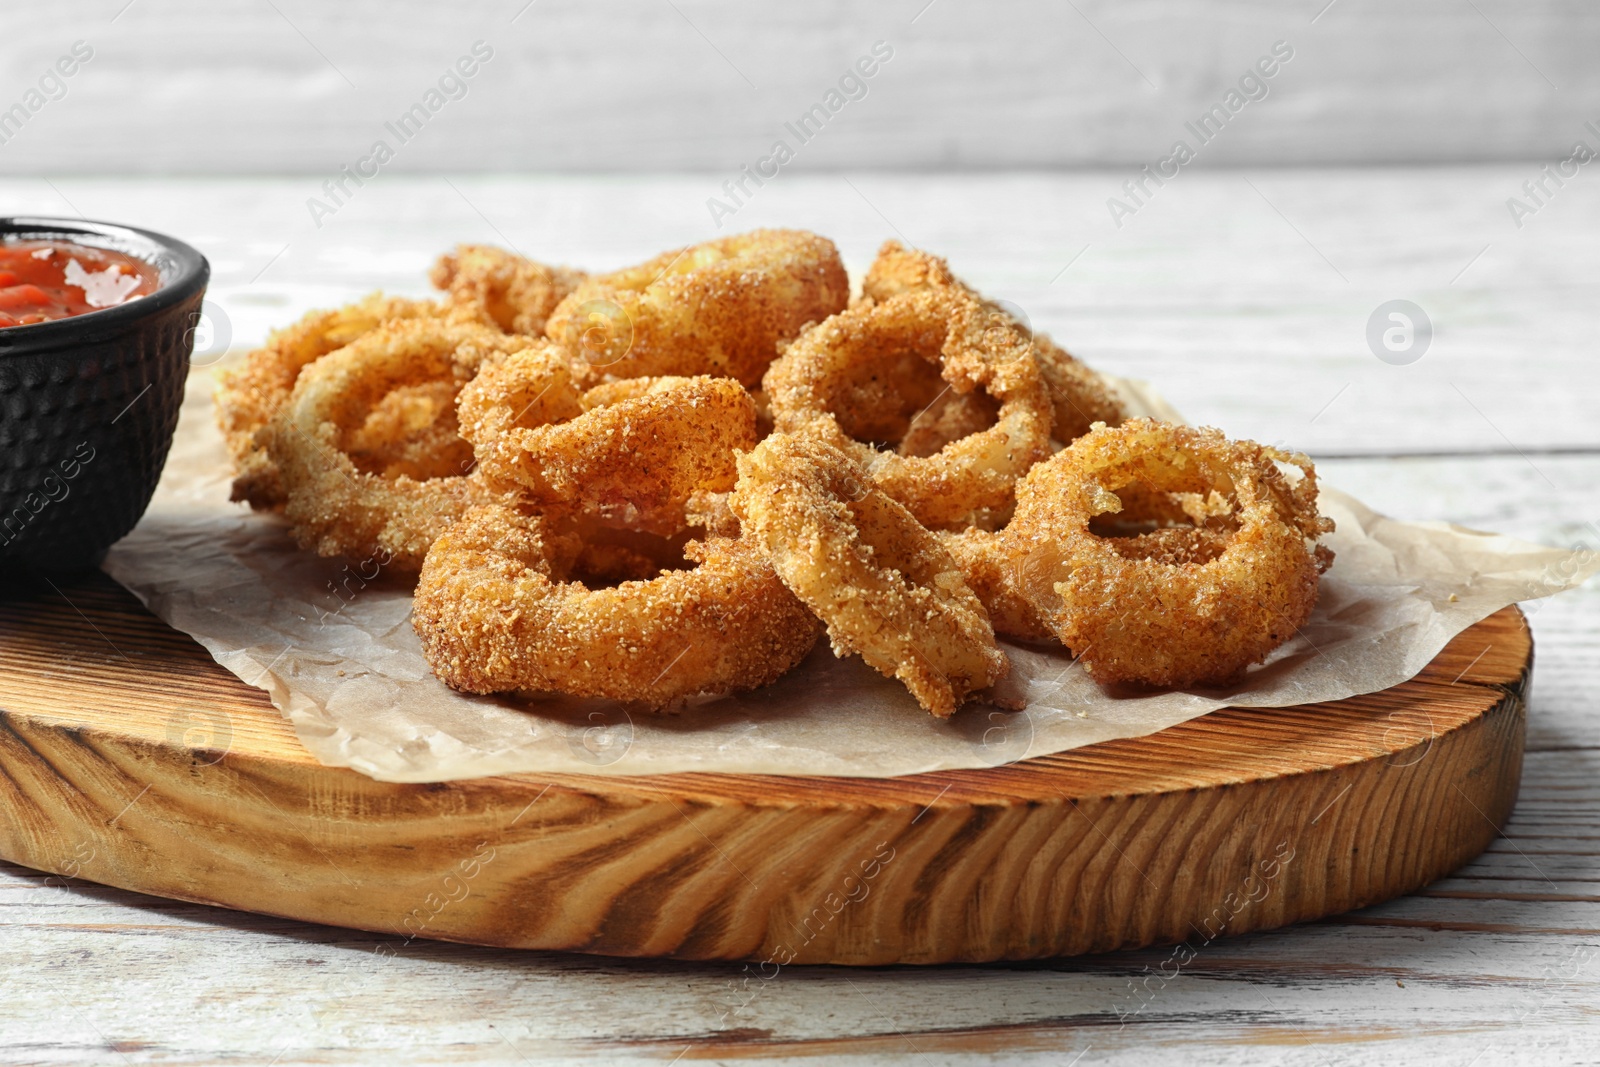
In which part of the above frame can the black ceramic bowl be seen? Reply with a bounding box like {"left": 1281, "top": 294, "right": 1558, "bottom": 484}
{"left": 0, "top": 217, "right": 207, "bottom": 573}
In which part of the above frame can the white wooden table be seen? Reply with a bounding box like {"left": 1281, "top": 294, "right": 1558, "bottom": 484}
{"left": 2, "top": 170, "right": 1597, "bottom": 1065}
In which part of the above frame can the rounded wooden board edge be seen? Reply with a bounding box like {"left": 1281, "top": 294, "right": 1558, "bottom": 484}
{"left": 0, "top": 572, "right": 1529, "bottom": 965}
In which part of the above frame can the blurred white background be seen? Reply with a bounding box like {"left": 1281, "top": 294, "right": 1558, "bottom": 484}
{"left": 0, "top": 0, "right": 1595, "bottom": 172}
{"left": 5, "top": 0, "right": 1598, "bottom": 458}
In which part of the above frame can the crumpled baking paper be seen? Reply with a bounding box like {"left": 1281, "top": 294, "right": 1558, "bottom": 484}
{"left": 101, "top": 371, "right": 1600, "bottom": 782}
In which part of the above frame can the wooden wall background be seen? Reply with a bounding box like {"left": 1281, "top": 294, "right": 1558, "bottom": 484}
{"left": 0, "top": 0, "right": 1597, "bottom": 174}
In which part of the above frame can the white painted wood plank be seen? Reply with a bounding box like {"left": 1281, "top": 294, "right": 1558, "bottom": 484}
{"left": 2, "top": 0, "right": 1598, "bottom": 173}
{"left": 5, "top": 168, "right": 1598, "bottom": 454}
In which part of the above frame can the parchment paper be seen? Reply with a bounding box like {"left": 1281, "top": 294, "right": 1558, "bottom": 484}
{"left": 102, "top": 371, "right": 1600, "bottom": 782}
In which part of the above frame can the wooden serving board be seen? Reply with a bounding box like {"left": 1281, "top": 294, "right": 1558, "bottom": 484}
{"left": 0, "top": 570, "right": 1529, "bottom": 966}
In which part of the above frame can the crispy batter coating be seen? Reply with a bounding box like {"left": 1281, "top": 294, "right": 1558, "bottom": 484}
{"left": 345, "top": 379, "right": 475, "bottom": 481}
{"left": 546, "top": 229, "right": 849, "bottom": 387}
{"left": 565, "top": 517, "right": 699, "bottom": 583}
{"left": 941, "top": 471, "right": 1242, "bottom": 644}
{"left": 215, "top": 293, "right": 445, "bottom": 508}
{"left": 731, "top": 433, "right": 1008, "bottom": 718}
{"left": 455, "top": 340, "right": 586, "bottom": 441}
{"left": 685, "top": 490, "right": 741, "bottom": 538}
{"left": 897, "top": 387, "right": 1000, "bottom": 459}
{"left": 1007, "top": 419, "right": 1334, "bottom": 688}
{"left": 862, "top": 240, "right": 1125, "bottom": 443}
{"left": 938, "top": 527, "right": 1055, "bottom": 643}
{"left": 267, "top": 320, "right": 534, "bottom": 572}
{"left": 1031, "top": 334, "right": 1130, "bottom": 445}
{"left": 459, "top": 348, "right": 758, "bottom": 535}
{"left": 763, "top": 287, "right": 1053, "bottom": 531}
{"left": 413, "top": 505, "right": 821, "bottom": 708}
{"left": 430, "top": 244, "right": 587, "bottom": 336}
{"left": 942, "top": 500, "right": 1237, "bottom": 645}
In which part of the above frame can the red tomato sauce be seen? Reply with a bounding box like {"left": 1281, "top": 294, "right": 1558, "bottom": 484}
{"left": 0, "top": 239, "right": 160, "bottom": 328}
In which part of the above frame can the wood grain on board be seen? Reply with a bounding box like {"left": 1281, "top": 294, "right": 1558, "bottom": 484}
{"left": 0, "top": 568, "right": 1530, "bottom": 966}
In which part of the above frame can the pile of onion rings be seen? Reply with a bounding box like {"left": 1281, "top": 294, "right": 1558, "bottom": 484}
{"left": 218, "top": 230, "right": 1333, "bottom": 717}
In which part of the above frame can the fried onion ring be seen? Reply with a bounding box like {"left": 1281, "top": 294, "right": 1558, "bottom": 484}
{"left": 342, "top": 378, "right": 475, "bottom": 482}
{"left": 1008, "top": 419, "right": 1334, "bottom": 687}
{"left": 546, "top": 229, "right": 848, "bottom": 387}
{"left": 763, "top": 287, "right": 1053, "bottom": 531}
{"left": 938, "top": 528, "right": 1055, "bottom": 644}
{"left": 430, "top": 244, "right": 586, "bottom": 336}
{"left": 458, "top": 346, "right": 757, "bottom": 534}
{"left": 216, "top": 293, "right": 445, "bottom": 508}
{"left": 731, "top": 433, "right": 1008, "bottom": 718}
{"left": 897, "top": 387, "right": 999, "bottom": 459}
{"left": 267, "top": 320, "right": 533, "bottom": 572}
{"left": 862, "top": 240, "right": 1125, "bottom": 443}
{"left": 413, "top": 504, "right": 821, "bottom": 708}
{"left": 939, "top": 486, "right": 1239, "bottom": 645}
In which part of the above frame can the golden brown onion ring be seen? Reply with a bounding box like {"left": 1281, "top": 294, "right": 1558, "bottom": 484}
{"left": 458, "top": 346, "right": 757, "bottom": 535}
{"left": 546, "top": 229, "right": 848, "bottom": 387}
{"left": 763, "top": 287, "right": 1053, "bottom": 531}
{"left": 938, "top": 527, "right": 1055, "bottom": 644}
{"left": 1008, "top": 419, "right": 1334, "bottom": 688}
{"left": 731, "top": 433, "right": 1008, "bottom": 718}
{"left": 429, "top": 244, "right": 586, "bottom": 336}
{"left": 267, "top": 320, "right": 533, "bottom": 572}
{"left": 216, "top": 293, "right": 445, "bottom": 509}
{"left": 413, "top": 505, "right": 821, "bottom": 708}
{"left": 940, "top": 500, "right": 1238, "bottom": 646}
{"left": 862, "top": 240, "right": 1125, "bottom": 443}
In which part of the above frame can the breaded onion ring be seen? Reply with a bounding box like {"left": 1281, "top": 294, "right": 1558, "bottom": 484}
{"left": 565, "top": 517, "right": 701, "bottom": 583}
{"left": 342, "top": 378, "right": 476, "bottom": 482}
{"left": 267, "top": 320, "right": 533, "bottom": 572}
{"left": 414, "top": 503, "right": 821, "bottom": 708}
{"left": 731, "top": 433, "right": 1008, "bottom": 718}
{"left": 938, "top": 527, "right": 1055, "bottom": 644}
{"left": 215, "top": 293, "right": 444, "bottom": 508}
{"left": 1009, "top": 419, "right": 1334, "bottom": 688}
{"left": 546, "top": 229, "right": 849, "bottom": 387}
{"left": 685, "top": 489, "right": 741, "bottom": 539}
{"left": 939, "top": 484, "right": 1240, "bottom": 645}
{"left": 763, "top": 287, "right": 1053, "bottom": 531}
{"left": 862, "top": 240, "right": 1125, "bottom": 443}
{"left": 430, "top": 244, "right": 586, "bottom": 336}
{"left": 458, "top": 346, "right": 758, "bottom": 534}
{"left": 897, "top": 387, "right": 999, "bottom": 459}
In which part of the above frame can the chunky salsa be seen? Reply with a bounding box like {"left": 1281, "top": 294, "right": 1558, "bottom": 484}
{"left": 0, "top": 239, "right": 160, "bottom": 328}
